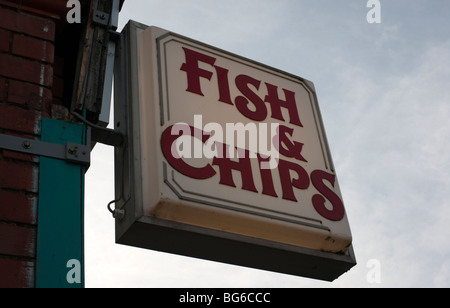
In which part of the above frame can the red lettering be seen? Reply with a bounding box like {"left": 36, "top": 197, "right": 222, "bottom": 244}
{"left": 161, "top": 125, "right": 216, "bottom": 180}
{"left": 257, "top": 155, "right": 278, "bottom": 197}
{"left": 278, "top": 159, "right": 310, "bottom": 202}
{"left": 311, "top": 170, "right": 345, "bottom": 221}
{"left": 180, "top": 48, "right": 306, "bottom": 128}
{"left": 161, "top": 125, "right": 345, "bottom": 221}
{"left": 212, "top": 144, "right": 258, "bottom": 193}
{"left": 180, "top": 47, "right": 216, "bottom": 96}
{"left": 265, "top": 83, "right": 303, "bottom": 127}
{"left": 234, "top": 74, "right": 268, "bottom": 121}
{"left": 215, "top": 66, "right": 233, "bottom": 105}
{"left": 173, "top": 47, "right": 347, "bottom": 221}
{"left": 276, "top": 125, "right": 308, "bottom": 162}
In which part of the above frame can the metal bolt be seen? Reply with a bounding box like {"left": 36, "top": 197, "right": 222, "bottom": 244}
{"left": 113, "top": 209, "right": 125, "bottom": 220}
{"left": 22, "top": 140, "right": 31, "bottom": 149}
{"left": 68, "top": 146, "right": 78, "bottom": 155}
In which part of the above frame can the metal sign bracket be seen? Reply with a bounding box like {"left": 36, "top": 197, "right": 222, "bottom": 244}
{"left": 0, "top": 133, "right": 90, "bottom": 167}
{"left": 92, "top": 10, "right": 111, "bottom": 27}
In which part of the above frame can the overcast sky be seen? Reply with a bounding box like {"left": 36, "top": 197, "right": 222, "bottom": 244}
{"left": 84, "top": 0, "right": 450, "bottom": 287}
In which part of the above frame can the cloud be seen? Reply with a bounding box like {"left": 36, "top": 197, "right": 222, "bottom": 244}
{"left": 325, "top": 38, "right": 450, "bottom": 287}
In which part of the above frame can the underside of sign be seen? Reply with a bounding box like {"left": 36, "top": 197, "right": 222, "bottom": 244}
{"left": 114, "top": 21, "right": 356, "bottom": 281}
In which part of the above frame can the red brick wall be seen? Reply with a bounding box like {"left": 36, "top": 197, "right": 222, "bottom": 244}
{"left": 0, "top": 4, "right": 56, "bottom": 288}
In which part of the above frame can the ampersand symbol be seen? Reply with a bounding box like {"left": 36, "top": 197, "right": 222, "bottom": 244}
{"left": 275, "top": 125, "right": 308, "bottom": 162}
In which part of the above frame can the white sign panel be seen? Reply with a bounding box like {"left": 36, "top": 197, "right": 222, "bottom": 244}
{"left": 114, "top": 22, "right": 355, "bottom": 281}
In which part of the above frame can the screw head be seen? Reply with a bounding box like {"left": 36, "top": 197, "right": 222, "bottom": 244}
{"left": 68, "top": 146, "right": 78, "bottom": 155}
{"left": 96, "top": 13, "right": 106, "bottom": 20}
{"left": 22, "top": 140, "right": 31, "bottom": 149}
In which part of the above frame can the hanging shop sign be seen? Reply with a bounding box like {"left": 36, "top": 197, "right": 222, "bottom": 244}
{"left": 114, "top": 21, "right": 356, "bottom": 281}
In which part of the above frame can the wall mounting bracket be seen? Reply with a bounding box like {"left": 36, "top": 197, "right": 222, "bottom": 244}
{"left": 0, "top": 133, "right": 90, "bottom": 166}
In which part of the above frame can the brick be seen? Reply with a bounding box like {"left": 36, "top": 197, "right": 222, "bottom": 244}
{"left": 8, "top": 79, "right": 52, "bottom": 109}
{"left": 0, "top": 190, "right": 37, "bottom": 224}
{"left": 53, "top": 55, "right": 64, "bottom": 76}
{"left": 0, "top": 77, "right": 5, "bottom": 101}
{"left": 52, "top": 75, "right": 64, "bottom": 99}
{"left": 0, "top": 258, "right": 34, "bottom": 288}
{"left": 12, "top": 34, "right": 54, "bottom": 63}
{"left": 0, "top": 53, "right": 53, "bottom": 87}
{"left": 0, "top": 7, "right": 55, "bottom": 41}
{"left": 0, "top": 160, "right": 39, "bottom": 193}
{"left": 0, "top": 104, "right": 41, "bottom": 135}
{"left": 0, "top": 223, "right": 36, "bottom": 258}
{"left": 0, "top": 28, "right": 11, "bottom": 52}
{"left": 2, "top": 149, "right": 39, "bottom": 163}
